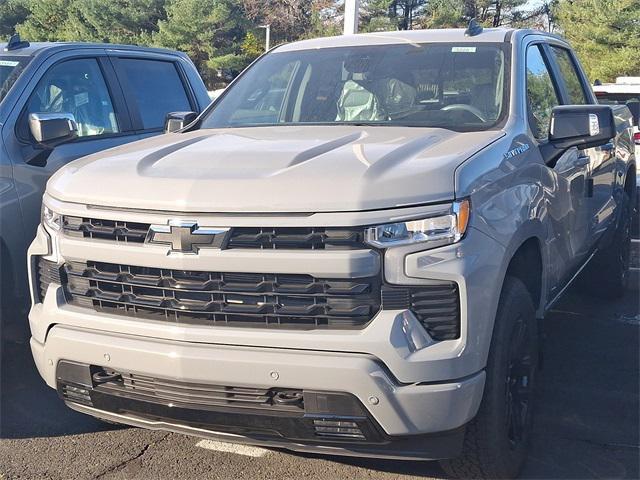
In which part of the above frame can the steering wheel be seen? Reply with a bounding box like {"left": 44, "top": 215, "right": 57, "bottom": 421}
{"left": 440, "top": 104, "right": 487, "bottom": 123}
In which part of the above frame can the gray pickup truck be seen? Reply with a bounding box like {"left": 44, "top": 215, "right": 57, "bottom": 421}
{"left": 0, "top": 36, "right": 210, "bottom": 339}
{"left": 27, "top": 27, "right": 635, "bottom": 479}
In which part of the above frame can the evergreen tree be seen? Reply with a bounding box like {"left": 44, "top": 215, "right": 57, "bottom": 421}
{"left": 555, "top": 0, "right": 640, "bottom": 82}
{"left": 154, "top": 0, "right": 246, "bottom": 86}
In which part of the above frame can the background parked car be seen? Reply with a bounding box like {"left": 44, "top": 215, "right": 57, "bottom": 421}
{"left": 594, "top": 76, "right": 640, "bottom": 235}
{"left": 0, "top": 35, "right": 210, "bottom": 341}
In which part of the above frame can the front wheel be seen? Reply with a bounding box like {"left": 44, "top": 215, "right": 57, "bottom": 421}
{"left": 440, "top": 276, "right": 538, "bottom": 479}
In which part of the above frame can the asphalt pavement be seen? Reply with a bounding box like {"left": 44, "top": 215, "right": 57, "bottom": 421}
{"left": 0, "top": 285, "right": 638, "bottom": 479}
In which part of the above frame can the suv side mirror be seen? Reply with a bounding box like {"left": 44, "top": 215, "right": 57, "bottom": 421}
{"left": 164, "top": 111, "right": 198, "bottom": 133}
{"left": 626, "top": 101, "right": 640, "bottom": 127}
{"left": 541, "top": 105, "right": 615, "bottom": 166}
{"left": 29, "top": 113, "right": 78, "bottom": 146}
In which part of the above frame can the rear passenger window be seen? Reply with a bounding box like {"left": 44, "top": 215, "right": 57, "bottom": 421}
{"left": 550, "top": 46, "right": 588, "bottom": 105}
{"left": 119, "top": 59, "right": 191, "bottom": 130}
{"left": 526, "top": 45, "right": 560, "bottom": 140}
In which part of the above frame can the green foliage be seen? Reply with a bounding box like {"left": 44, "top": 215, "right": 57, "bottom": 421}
{"left": 0, "top": 0, "right": 30, "bottom": 36}
{"left": 16, "top": 0, "right": 165, "bottom": 43}
{"left": 555, "top": 0, "right": 640, "bottom": 82}
{"left": 241, "top": 31, "right": 263, "bottom": 60}
{"left": 154, "top": 0, "right": 247, "bottom": 85}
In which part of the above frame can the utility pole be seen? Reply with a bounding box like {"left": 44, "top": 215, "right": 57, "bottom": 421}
{"left": 344, "top": 0, "right": 360, "bottom": 35}
{"left": 259, "top": 24, "right": 270, "bottom": 52}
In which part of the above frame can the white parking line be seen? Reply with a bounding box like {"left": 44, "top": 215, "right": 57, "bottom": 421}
{"left": 196, "top": 440, "right": 269, "bottom": 457}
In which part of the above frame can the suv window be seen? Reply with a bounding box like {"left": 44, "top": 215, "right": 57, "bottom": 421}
{"left": 118, "top": 59, "right": 191, "bottom": 130}
{"left": 550, "top": 46, "right": 588, "bottom": 105}
{"left": 526, "top": 45, "right": 560, "bottom": 140}
{"left": 26, "top": 58, "right": 119, "bottom": 138}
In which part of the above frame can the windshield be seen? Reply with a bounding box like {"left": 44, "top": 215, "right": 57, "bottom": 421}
{"left": 0, "top": 56, "right": 29, "bottom": 103}
{"left": 201, "top": 43, "right": 508, "bottom": 132}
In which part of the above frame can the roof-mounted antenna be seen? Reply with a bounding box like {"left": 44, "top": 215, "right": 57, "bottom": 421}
{"left": 5, "top": 33, "right": 30, "bottom": 52}
{"left": 465, "top": 19, "right": 483, "bottom": 37}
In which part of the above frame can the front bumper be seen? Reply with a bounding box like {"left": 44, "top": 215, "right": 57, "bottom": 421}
{"left": 31, "top": 325, "right": 483, "bottom": 459}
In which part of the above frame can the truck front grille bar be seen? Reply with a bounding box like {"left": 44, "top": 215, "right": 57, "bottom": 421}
{"left": 61, "top": 260, "right": 381, "bottom": 329}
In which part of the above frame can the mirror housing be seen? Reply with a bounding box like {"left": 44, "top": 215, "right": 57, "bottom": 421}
{"left": 626, "top": 101, "right": 640, "bottom": 127}
{"left": 541, "top": 105, "right": 615, "bottom": 166}
{"left": 29, "top": 113, "right": 78, "bottom": 146}
{"left": 164, "top": 111, "right": 198, "bottom": 133}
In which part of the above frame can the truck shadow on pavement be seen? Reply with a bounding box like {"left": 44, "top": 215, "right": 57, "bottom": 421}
{"left": 0, "top": 335, "right": 123, "bottom": 439}
{"left": 1, "top": 288, "right": 638, "bottom": 479}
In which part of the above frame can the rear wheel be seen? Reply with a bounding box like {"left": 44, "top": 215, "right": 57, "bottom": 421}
{"left": 440, "top": 277, "right": 538, "bottom": 479}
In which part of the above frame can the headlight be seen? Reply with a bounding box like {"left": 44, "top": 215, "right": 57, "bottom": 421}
{"left": 365, "top": 199, "right": 470, "bottom": 248}
{"left": 41, "top": 204, "right": 62, "bottom": 231}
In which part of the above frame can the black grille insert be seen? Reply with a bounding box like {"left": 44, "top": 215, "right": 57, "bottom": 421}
{"left": 63, "top": 261, "right": 381, "bottom": 329}
{"left": 382, "top": 283, "right": 460, "bottom": 341}
{"left": 35, "top": 257, "right": 63, "bottom": 302}
{"left": 94, "top": 370, "right": 304, "bottom": 412}
{"left": 63, "top": 216, "right": 150, "bottom": 243}
{"left": 227, "top": 227, "right": 366, "bottom": 250}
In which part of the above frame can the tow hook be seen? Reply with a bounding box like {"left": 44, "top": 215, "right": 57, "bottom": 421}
{"left": 92, "top": 370, "right": 122, "bottom": 384}
{"left": 273, "top": 390, "right": 304, "bottom": 406}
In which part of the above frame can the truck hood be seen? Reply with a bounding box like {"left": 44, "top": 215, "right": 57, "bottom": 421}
{"left": 48, "top": 126, "right": 504, "bottom": 213}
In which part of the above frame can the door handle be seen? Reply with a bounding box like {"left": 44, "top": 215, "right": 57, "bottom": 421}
{"left": 574, "top": 156, "right": 590, "bottom": 167}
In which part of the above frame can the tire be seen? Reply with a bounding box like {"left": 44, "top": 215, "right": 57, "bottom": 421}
{"left": 582, "top": 189, "right": 632, "bottom": 298}
{"left": 440, "top": 277, "right": 538, "bottom": 479}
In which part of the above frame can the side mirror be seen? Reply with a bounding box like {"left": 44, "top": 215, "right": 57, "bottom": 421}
{"left": 29, "top": 113, "right": 78, "bottom": 146}
{"left": 542, "top": 105, "right": 615, "bottom": 166}
{"left": 164, "top": 111, "right": 198, "bottom": 133}
{"left": 626, "top": 101, "right": 640, "bottom": 127}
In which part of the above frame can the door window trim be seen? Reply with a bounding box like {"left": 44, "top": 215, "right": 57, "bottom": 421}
{"left": 543, "top": 43, "right": 593, "bottom": 106}
{"left": 524, "top": 42, "right": 563, "bottom": 143}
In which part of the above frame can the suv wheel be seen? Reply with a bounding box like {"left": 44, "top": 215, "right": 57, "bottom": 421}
{"left": 440, "top": 276, "right": 538, "bottom": 479}
{"left": 582, "top": 189, "right": 632, "bottom": 298}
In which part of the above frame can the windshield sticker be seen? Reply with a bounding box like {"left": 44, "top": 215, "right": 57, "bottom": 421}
{"left": 0, "top": 60, "right": 19, "bottom": 67}
{"left": 452, "top": 47, "right": 476, "bottom": 53}
{"left": 504, "top": 143, "right": 531, "bottom": 160}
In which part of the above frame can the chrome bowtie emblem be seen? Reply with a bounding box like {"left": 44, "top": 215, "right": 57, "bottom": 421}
{"left": 146, "top": 221, "right": 229, "bottom": 253}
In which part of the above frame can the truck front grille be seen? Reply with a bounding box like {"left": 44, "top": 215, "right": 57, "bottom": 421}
{"left": 63, "top": 261, "right": 381, "bottom": 329}
{"left": 62, "top": 216, "right": 367, "bottom": 250}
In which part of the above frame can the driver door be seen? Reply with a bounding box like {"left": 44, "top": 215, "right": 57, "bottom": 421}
{"left": 526, "top": 44, "right": 591, "bottom": 292}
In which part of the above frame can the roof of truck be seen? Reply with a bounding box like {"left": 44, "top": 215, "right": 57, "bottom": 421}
{"left": 276, "top": 27, "right": 531, "bottom": 52}
{"left": 0, "top": 41, "right": 186, "bottom": 58}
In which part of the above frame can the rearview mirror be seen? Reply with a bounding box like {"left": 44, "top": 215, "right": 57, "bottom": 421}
{"left": 626, "top": 101, "right": 640, "bottom": 127}
{"left": 542, "top": 105, "right": 615, "bottom": 166}
{"left": 164, "top": 111, "right": 198, "bottom": 133}
{"left": 29, "top": 113, "right": 78, "bottom": 146}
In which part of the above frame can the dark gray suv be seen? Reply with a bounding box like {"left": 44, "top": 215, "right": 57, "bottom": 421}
{"left": 0, "top": 36, "right": 210, "bottom": 339}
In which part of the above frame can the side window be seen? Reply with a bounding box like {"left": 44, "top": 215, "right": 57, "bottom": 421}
{"left": 550, "top": 46, "right": 588, "bottom": 105}
{"left": 26, "top": 58, "right": 119, "bottom": 138}
{"left": 118, "top": 59, "right": 191, "bottom": 130}
{"left": 526, "top": 45, "right": 560, "bottom": 140}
